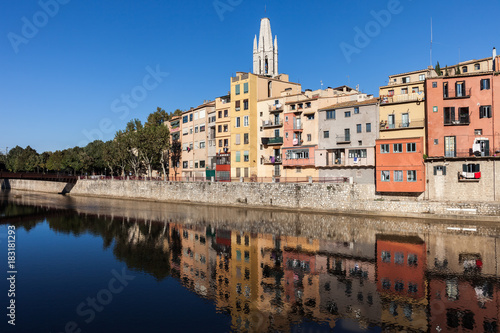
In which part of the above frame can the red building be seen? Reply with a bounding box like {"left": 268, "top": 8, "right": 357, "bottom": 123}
{"left": 426, "top": 54, "right": 500, "bottom": 158}
{"left": 375, "top": 137, "right": 425, "bottom": 192}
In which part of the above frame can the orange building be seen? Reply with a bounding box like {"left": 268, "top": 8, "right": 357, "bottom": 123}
{"left": 375, "top": 137, "right": 425, "bottom": 192}
{"left": 425, "top": 70, "right": 500, "bottom": 158}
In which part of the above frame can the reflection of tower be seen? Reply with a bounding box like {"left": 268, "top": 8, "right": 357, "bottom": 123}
{"left": 253, "top": 18, "right": 278, "bottom": 77}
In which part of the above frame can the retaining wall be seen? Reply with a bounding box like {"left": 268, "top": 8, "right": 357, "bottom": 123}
{"left": 4, "top": 178, "right": 500, "bottom": 219}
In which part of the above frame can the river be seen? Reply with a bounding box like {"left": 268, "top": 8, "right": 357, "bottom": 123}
{"left": 1, "top": 190, "right": 499, "bottom": 332}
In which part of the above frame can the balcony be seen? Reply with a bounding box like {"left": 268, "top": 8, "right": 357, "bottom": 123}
{"left": 380, "top": 93, "right": 424, "bottom": 104}
{"left": 379, "top": 119, "right": 425, "bottom": 131}
{"left": 262, "top": 119, "right": 283, "bottom": 128}
{"left": 283, "top": 157, "right": 315, "bottom": 167}
{"left": 269, "top": 104, "right": 283, "bottom": 112}
{"left": 293, "top": 123, "right": 303, "bottom": 130}
{"left": 336, "top": 135, "right": 351, "bottom": 144}
{"left": 443, "top": 88, "right": 471, "bottom": 99}
{"left": 261, "top": 137, "right": 283, "bottom": 146}
{"left": 262, "top": 156, "right": 282, "bottom": 164}
{"left": 444, "top": 117, "right": 470, "bottom": 126}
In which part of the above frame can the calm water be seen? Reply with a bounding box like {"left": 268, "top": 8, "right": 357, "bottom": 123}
{"left": 1, "top": 191, "right": 500, "bottom": 332}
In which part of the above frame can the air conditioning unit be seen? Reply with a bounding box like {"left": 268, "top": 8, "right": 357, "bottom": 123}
{"left": 263, "top": 120, "right": 270, "bottom": 125}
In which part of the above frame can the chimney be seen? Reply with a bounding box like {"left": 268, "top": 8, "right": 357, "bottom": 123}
{"left": 493, "top": 47, "right": 497, "bottom": 71}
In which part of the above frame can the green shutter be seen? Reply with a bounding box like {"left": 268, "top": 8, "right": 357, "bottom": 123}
{"left": 235, "top": 84, "right": 240, "bottom": 95}
{"left": 443, "top": 166, "right": 446, "bottom": 175}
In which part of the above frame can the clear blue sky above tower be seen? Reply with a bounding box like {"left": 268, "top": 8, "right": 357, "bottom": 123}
{"left": 1, "top": 0, "right": 499, "bottom": 153}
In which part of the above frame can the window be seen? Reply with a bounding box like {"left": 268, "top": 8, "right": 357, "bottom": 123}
{"left": 444, "top": 136, "right": 456, "bottom": 157}
{"left": 406, "top": 143, "right": 416, "bottom": 152}
{"left": 348, "top": 149, "right": 367, "bottom": 158}
{"left": 218, "top": 110, "right": 222, "bottom": 118}
{"left": 394, "top": 170, "right": 403, "bottom": 182}
{"left": 401, "top": 87, "right": 408, "bottom": 94}
{"left": 323, "top": 131, "right": 329, "bottom": 138}
{"left": 194, "top": 126, "right": 199, "bottom": 133}
{"left": 296, "top": 167, "right": 301, "bottom": 173}
{"left": 194, "top": 161, "right": 199, "bottom": 168}
{"left": 444, "top": 107, "right": 455, "bottom": 124}
{"left": 244, "top": 133, "right": 249, "bottom": 144}
{"left": 475, "top": 129, "right": 482, "bottom": 135}
{"left": 354, "top": 107, "right": 359, "bottom": 114}
{"left": 381, "top": 171, "right": 390, "bottom": 182}
{"left": 189, "top": 126, "right": 193, "bottom": 134}
{"left": 199, "top": 110, "right": 205, "bottom": 119}
{"left": 223, "top": 125, "right": 228, "bottom": 132}
{"left": 219, "top": 139, "right": 223, "bottom": 147}
{"left": 243, "top": 151, "right": 249, "bottom": 162}
{"left": 218, "top": 125, "right": 222, "bottom": 133}
{"left": 458, "top": 107, "right": 470, "bottom": 124}
{"left": 402, "top": 76, "right": 410, "bottom": 83}
{"left": 182, "top": 161, "right": 188, "bottom": 168}
{"left": 235, "top": 117, "right": 240, "bottom": 128}
{"left": 200, "top": 124, "right": 205, "bottom": 132}
{"left": 200, "top": 141, "right": 205, "bottom": 149}
{"left": 381, "top": 251, "right": 391, "bottom": 262}
{"left": 419, "top": 74, "right": 425, "bottom": 81}
{"left": 235, "top": 151, "right": 240, "bottom": 162}
{"left": 235, "top": 101, "right": 240, "bottom": 111}
{"left": 183, "top": 115, "right": 188, "bottom": 123}
{"left": 189, "top": 114, "right": 193, "bottom": 121}
{"left": 407, "top": 170, "right": 417, "bottom": 182}
{"left": 388, "top": 89, "right": 394, "bottom": 96}
{"left": 433, "top": 106, "right": 438, "bottom": 113}
{"left": 380, "top": 144, "right": 390, "bottom": 153}
{"left": 290, "top": 104, "right": 296, "bottom": 111}
{"left": 235, "top": 84, "right": 240, "bottom": 95}
{"left": 243, "top": 116, "right": 249, "bottom": 127}
{"left": 326, "top": 110, "right": 335, "bottom": 119}
{"left": 456, "top": 81, "right": 466, "bottom": 97}
{"left": 366, "top": 123, "right": 371, "bottom": 132}
{"left": 408, "top": 254, "right": 418, "bottom": 266}
{"left": 480, "top": 105, "right": 492, "bottom": 118}
{"left": 462, "top": 66, "right": 468, "bottom": 73}
{"left": 224, "top": 109, "right": 228, "bottom": 117}
{"left": 194, "top": 112, "right": 199, "bottom": 121}
{"left": 182, "top": 128, "right": 188, "bottom": 136}
{"left": 393, "top": 143, "right": 403, "bottom": 153}
{"left": 410, "top": 86, "right": 420, "bottom": 94}
{"left": 236, "top": 168, "right": 241, "bottom": 178}
{"left": 307, "top": 114, "right": 314, "bottom": 120}
{"left": 432, "top": 82, "right": 437, "bottom": 88}
{"left": 463, "top": 163, "right": 480, "bottom": 173}
{"left": 443, "top": 82, "right": 449, "bottom": 98}
{"left": 243, "top": 99, "right": 249, "bottom": 110}
{"left": 244, "top": 167, "right": 249, "bottom": 178}
{"left": 356, "top": 124, "right": 362, "bottom": 133}
{"left": 345, "top": 111, "right": 351, "bottom": 117}
{"left": 235, "top": 134, "right": 240, "bottom": 145}
{"left": 474, "top": 63, "right": 481, "bottom": 70}
{"left": 223, "top": 138, "right": 228, "bottom": 147}
{"left": 395, "top": 252, "right": 404, "bottom": 264}
{"left": 243, "top": 82, "right": 248, "bottom": 93}
{"left": 481, "top": 79, "right": 491, "bottom": 90}
{"left": 307, "top": 134, "right": 311, "bottom": 141}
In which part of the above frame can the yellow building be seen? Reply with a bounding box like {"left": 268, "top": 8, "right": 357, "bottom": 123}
{"left": 229, "top": 72, "right": 301, "bottom": 179}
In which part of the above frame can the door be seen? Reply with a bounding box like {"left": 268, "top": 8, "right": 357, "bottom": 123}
{"left": 388, "top": 114, "right": 395, "bottom": 129}
{"left": 401, "top": 113, "right": 409, "bottom": 128}
{"left": 444, "top": 136, "right": 456, "bottom": 157}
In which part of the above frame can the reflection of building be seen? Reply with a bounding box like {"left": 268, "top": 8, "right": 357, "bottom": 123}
{"left": 376, "top": 234, "right": 428, "bottom": 331}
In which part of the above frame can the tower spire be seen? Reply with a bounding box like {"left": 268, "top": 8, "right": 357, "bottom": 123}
{"left": 253, "top": 18, "right": 278, "bottom": 77}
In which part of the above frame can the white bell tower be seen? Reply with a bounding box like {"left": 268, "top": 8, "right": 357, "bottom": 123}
{"left": 253, "top": 18, "right": 278, "bottom": 77}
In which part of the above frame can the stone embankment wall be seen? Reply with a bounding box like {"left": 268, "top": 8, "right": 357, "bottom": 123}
{"left": 4, "top": 178, "right": 500, "bottom": 219}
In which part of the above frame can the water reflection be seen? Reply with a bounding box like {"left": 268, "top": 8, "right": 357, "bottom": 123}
{"left": 2, "top": 191, "right": 500, "bottom": 332}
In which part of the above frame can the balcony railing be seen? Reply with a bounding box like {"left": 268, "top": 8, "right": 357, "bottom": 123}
{"left": 261, "top": 156, "right": 282, "bottom": 164}
{"left": 380, "top": 93, "right": 424, "bottom": 104}
{"left": 336, "top": 135, "right": 351, "bottom": 143}
{"left": 379, "top": 119, "right": 425, "bottom": 130}
{"left": 269, "top": 104, "right": 283, "bottom": 112}
{"left": 208, "top": 139, "right": 216, "bottom": 147}
{"left": 261, "top": 137, "right": 283, "bottom": 146}
{"left": 262, "top": 119, "right": 283, "bottom": 128}
{"left": 443, "top": 88, "right": 471, "bottom": 99}
{"left": 283, "top": 158, "right": 315, "bottom": 166}
{"left": 293, "top": 123, "right": 303, "bottom": 130}
{"left": 444, "top": 115, "right": 470, "bottom": 126}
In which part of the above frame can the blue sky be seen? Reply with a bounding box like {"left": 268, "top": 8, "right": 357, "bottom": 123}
{"left": 1, "top": 0, "right": 499, "bottom": 153}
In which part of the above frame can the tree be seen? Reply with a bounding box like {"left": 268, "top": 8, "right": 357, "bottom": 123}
{"left": 84, "top": 140, "right": 106, "bottom": 175}
{"left": 171, "top": 109, "right": 183, "bottom": 117}
{"left": 455, "top": 66, "right": 461, "bottom": 75}
{"left": 444, "top": 65, "right": 449, "bottom": 76}
{"left": 170, "top": 139, "right": 182, "bottom": 180}
{"left": 46, "top": 150, "right": 64, "bottom": 172}
{"left": 435, "top": 61, "right": 441, "bottom": 76}
{"left": 5, "top": 146, "right": 38, "bottom": 172}
{"left": 123, "top": 120, "right": 143, "bottom": 177}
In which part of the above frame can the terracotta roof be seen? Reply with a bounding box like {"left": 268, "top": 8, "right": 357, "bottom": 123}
{"left": 319, "top": 98, "right": 379, "bottom": 111}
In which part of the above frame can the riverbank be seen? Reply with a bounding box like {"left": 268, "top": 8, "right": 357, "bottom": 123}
{"left": 3, "top": 178, "right": 500, "bottom": 221}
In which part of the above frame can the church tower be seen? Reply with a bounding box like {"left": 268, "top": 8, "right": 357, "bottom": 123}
{"left": 253, "top": 18, "right": 278, "bottom": 77}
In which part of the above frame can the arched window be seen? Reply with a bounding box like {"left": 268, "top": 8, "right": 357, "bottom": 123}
{"left": 268, "top": 81, "right": 272, "bottom": 98}
{"left": 265, "top": 57, "right": 269, "bottom": 74}
{"left": 462, "top": 66, "right": 468, "bottom": 73}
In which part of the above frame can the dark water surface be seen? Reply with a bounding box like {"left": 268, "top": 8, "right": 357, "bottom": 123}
{"left": 1, "top": 191, "right": 500, "bottom": 333}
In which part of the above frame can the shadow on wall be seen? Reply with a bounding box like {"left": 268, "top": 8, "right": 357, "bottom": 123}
{"left": 0, "top": 179, "right": 11, "bottom": 191}
{"left": 60, "top": 182, "right": 75, "bottom": 195}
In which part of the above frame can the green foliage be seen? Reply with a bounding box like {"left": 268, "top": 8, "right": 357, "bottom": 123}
{"left": 435, "top": 61, "right": 441, "bottom": 76}
{"left": 455, "top": 66, "right": 461, "bottom": 75}
{"left": 444, "top": 65, "right": 449, "bottom": 76}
